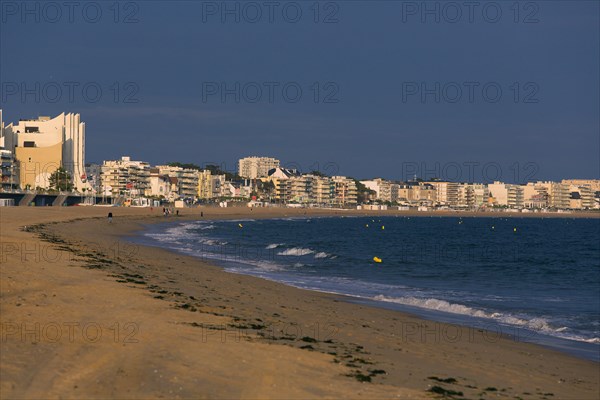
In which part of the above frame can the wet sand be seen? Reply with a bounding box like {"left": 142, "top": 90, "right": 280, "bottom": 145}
{"left": 1, "top": 206, "right": 598, "bottom": 399}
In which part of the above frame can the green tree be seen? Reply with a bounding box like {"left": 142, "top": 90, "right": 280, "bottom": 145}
{"left": 49, "top": 167, "right": 73, "bottom": 191}
{"left": 353, "top": 179, "right": 376, "bottom": 204}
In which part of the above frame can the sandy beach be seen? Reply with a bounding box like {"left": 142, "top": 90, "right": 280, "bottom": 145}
{"left": 1, "top": 206, "right": 598, "bottom": 399}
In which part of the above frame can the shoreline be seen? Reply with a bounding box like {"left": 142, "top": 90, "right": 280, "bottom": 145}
{"left": 132, "top": 214, "right": 600, "bottom": 362}
{"left": 1, "top": 207, "right": 599, "bottom": 399}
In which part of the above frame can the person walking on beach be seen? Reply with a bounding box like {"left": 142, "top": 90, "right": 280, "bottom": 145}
{"left": 108, "top": 212, "right": 113, "bottom": 223}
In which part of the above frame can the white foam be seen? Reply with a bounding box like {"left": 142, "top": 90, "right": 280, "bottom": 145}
{"left": 314, "top": 252, "right": 329, "bottom": 259}
{"left": 372, "top": 295, "right": 600, "bottom": 344}
{"left": 277, "top": 247, "right": 314, "bottom": 256}
{"left": 374, "top": 295, "right": 490, "bottom": 318}
{"left": 266, "top": 243, "right": 283, "bottom": 249}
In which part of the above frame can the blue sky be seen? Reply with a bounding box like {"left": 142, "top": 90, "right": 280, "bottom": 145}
{"left": 1, "top": 1, "right": 598, "bottom": 183}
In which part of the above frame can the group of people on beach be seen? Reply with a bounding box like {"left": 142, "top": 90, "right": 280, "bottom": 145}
{"left": 162, "top": 207, "right": 178, "bottom": 217}
{"left": 109, "top": 205, "right": 199, "bottom": 223}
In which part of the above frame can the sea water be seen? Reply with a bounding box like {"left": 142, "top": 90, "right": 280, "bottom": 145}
{"left": 134, "top": 215, "right": 600, "bottom": 361}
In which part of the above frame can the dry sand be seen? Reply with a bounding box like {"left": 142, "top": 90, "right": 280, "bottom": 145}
{"left": 1, "top": 206, "right": 598, "bottom": 399}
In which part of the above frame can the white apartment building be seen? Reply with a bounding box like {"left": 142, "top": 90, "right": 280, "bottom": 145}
{"left": 198, "top": 169, "right": 215, "bottom": 199}
{"left": 289, "top": 175, "right": 314, "bottom": 203}
{"left": 148, "top": 168, "right": 175, "bottom": 200}
{"left": 0, "top": 111, "right": 17, "bottom": 190}
{"left": 566, "top": 184, "right": 595, "bottom": 209}
{"left": 488, "top": 182, "right": 524, "bottom": 208}
{"left": 101, "top": 156, "right": 150, "bottom": 197}
{"left": 156, "top": 165, "right": 199, "bottom": 199}
{"left": 523, "top": 182, "right": 549, "bottom": 209}
{"left": 562, "top": 179, "right": 600, "bottom": 193}
{"left": 395, "top": 182, "right": 437, "bottom": 205}
{"left": 425, "top": 181, "right": 460, "bottom": 206}
{"left": 361, "top": 178, "right": 394, "bottom": 203}
{"left": 523, "top": 181, "right": 569, "bottom": 209}
{"left": 458, "top": 183, "right": 489, "bottom": 208}
{"left": 238, "top": 156, "right": 280, "bottom": 179}
{"left": 0, "top": 111, "right": 90, "bottom": 191}
{"left": 196, "top": 170, "right": 228, "bottom": 199}
{"left": 312, "top": 176, "right": 334, "bottom": 205}
{"left": 332, "top": 176, "right": 358, "bottom": 206}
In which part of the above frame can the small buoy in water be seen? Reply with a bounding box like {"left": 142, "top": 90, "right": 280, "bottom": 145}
{"left": 381, "top": 226, "right": 385, "bottom": 230}
{"left": 513, "top": 227, "right": 517, "bottom": 232}
{"left": 492, "top": 226, "right": 495, "bottom": 230}
{"left": 373, "top": 257, "right": 382, "bottom": 263}
{"left": 366, "top": 224, "right": 369, "bottom": 228}
{"left": 238, "top": 223, "right": 243, "bottom": 228}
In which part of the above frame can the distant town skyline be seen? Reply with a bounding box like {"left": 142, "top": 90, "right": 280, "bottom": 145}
{"left": 1, "top": 2, "right": 598, "bottom": 182}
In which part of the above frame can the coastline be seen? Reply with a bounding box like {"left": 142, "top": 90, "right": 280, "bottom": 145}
{"left": 1, "top": 206, "right": 599, "bottom": 399}
{"left": 133, "top": 216, "right": 600, "bottom": 362}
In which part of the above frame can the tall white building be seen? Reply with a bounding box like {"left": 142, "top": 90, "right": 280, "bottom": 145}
{"left": 156, "top": 165, "right": 199, "bottom": 199}
{"left": 488, "top": 182, "right": 524, "bottom": 208}
{"left": 0, "top": 110, "right": 18, "bottom": 190}
{"left": 458, "top": 183, "right": 489, "bottom": 208}
{"left": 424, "top": 181, "right": 460, "bottom": 206}
{"left": 101, "top": 156, "right": 150, "bottom": 197}
{"left": 332, "top": 176, "right": 358, "bottom": 206}
{"left": 238, "top": 156, "right": 280, "bottom": 179}
{"left": 0, "top": 111, "right": 90, "bottom": 191}
{"left": 361, "top": 178, "right": 394, "bottom": 202}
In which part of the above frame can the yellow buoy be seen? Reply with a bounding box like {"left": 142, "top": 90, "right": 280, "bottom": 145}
{"left": 513, "top": 227, "right": 517, "bottom": 232}
{"left": 238, "top": 223, "right": 243, "bottom": 228}
{"left": 373, "top": 257, "right": 382, "bottom": 263}
{"left": 381, "top": 226, "right": 385, "bottom": 230}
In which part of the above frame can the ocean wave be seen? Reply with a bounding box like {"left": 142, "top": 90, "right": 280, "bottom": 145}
{"left": 374, "top": 295, "right": 490, "bottom": 318}
{"left": 278, "top": 247, "right": 314, "bottom": 256}
{"left": 372, "top": 295, "right": 599, "bottom": 344}
{"left": 197, "top": 238, "right": 228, "bottom": 246}
{"left": 266, "top": 243, "right": 284, "bottom": 249}
{"left": 198, "top": 224, "right": 216, "bottom": 230}
{"left": 314, "top": 252, "right": 330, "bottom": 259}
